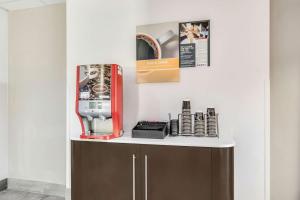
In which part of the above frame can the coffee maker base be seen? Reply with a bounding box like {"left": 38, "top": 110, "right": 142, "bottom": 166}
{"left": 80, "top": 131, "right": 123, "bottom": 140}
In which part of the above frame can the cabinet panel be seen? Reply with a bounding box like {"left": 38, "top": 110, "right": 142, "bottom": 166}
{"left": 141, "top": 145, "right": 212, "bottom": 200}
{"left": 71, "top": 141, "right": 140, "bottom": 200}
{"left": 71, "top": 141, "right": 234, "bottom": 200}
{"left": 212, "top": 148, "right": 234, "bottom": 200}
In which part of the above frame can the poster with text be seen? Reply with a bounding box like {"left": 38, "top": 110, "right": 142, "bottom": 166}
{"left": 136, "top": 22, "right": 180, "bottom": 83}
{"left": 179, "top": 21, "right": 210, "bottom": 67}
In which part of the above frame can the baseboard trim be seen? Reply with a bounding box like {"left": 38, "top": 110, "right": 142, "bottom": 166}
{"left": 0, "top": 179, "right": 8, "bottom": 192}
{"left": 8, "top": 178, "right": 65, "bottom": 197}
{"left": 65, "top": 188, "right": 71, "bottom": 200}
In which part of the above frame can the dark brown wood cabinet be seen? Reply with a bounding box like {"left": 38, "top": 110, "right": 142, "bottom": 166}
{"left": 71, "top": 141, "right": 234, "bottom": 200}
{"left": 71, "top": 142, "right": 140, "bottom": 200}
{"left": 140, "top": 145, "right": 212, "bottom": 200}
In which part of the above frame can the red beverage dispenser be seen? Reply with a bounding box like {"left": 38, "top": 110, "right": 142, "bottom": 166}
{"left": 76, "top": 64, "right": 123, "bottom": 140}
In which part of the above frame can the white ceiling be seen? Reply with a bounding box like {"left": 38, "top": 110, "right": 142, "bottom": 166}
{"left": 0, "top": 0, "right": 65, "bottom": 11}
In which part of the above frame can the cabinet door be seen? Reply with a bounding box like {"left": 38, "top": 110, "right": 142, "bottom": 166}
{"left": 211, "top": 148, "right": 234, "bottom": 200}
{"left": 141, "top": 145, "right": 212, "bottom": 200}
{"left": 71, "top": 141, "right": 141, "bottom": 200}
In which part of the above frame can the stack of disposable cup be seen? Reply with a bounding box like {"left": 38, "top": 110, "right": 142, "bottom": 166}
{"left": 170, "top": 119, "right": 179, "bottom": 136}
{"left": 181, "top": 99, "right": 192, "bottom": 135}
{"left": 207, "top": 108, "right": 217, "bottom": 136}
{"left": 194, "top": 112, "right": 205, "bottom": 136}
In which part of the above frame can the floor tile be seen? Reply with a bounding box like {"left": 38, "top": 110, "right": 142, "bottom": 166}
{"left": 0, "top": 190, "right": 64, "bottom": 200}
{"left": 43, "top": 196, "right": 65, "bottom": 200}
{"left": 22, "top": 192, "right": 46, "bottom": 200}
{"left": 0, "top": 190, "right": 27, "bottom": 200}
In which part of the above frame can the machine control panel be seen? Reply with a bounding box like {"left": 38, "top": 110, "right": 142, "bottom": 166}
{"left": 78, "top": 100, "right": 111, "bottom": 118}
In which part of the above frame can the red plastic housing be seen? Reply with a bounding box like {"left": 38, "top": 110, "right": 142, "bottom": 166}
{"left": 76, "top": 64, "right": 123, "bottom": 140}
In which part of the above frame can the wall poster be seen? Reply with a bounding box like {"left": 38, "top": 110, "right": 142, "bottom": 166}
{"left": 136, "top": 20, "right": 210, "bottom": 83}
{"left": 179, "top": 21, "right": 210, "bottom": 68}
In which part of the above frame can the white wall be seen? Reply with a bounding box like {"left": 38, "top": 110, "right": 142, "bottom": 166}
{"left": 8, "top": 4, "right": 66, "bottom": 185}
{"left": 66, "top": 0, "right": 138, "bottom": 188}
{"left": 0, "top": 8, "right": 8, "bottom": 181}
{"left": 67, "top": 0, "right": 270, "bottom": 199}
{"left": 271, "top": 0, "right": 300, "bottom": 199}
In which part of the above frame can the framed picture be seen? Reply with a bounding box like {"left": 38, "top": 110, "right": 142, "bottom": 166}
{"left": 136, "top": 22, "right": 180, "bottom": 83}
{"left": 136, "top": 20, "right": 211, "bottom": 84}
{"left": 179, "top": 20, "right": 210, "bottom": 67}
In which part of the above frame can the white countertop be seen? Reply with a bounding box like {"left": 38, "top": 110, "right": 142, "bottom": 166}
{"left": 70, "top": 132, "right": 235, "bottom": 148}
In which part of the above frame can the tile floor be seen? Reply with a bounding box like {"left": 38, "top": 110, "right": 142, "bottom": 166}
{"left": 0, "top": 190, "right": 64, "bottom": 200}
